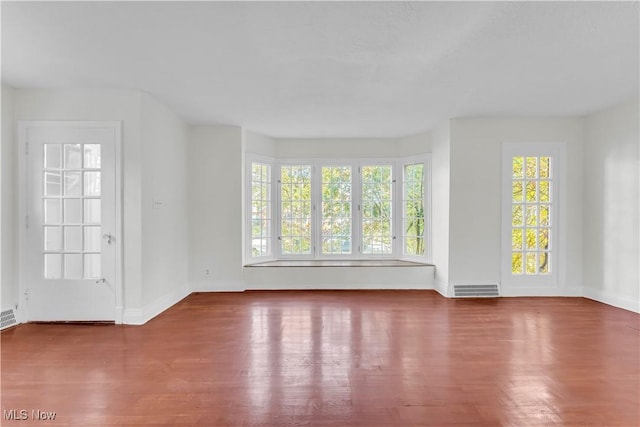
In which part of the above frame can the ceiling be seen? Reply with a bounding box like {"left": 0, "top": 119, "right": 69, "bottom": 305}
{"left": 2, "top": 1, "right": 638, "bottom": 138}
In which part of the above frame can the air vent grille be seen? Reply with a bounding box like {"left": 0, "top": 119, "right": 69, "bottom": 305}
{"left": 1, "top": 309, "right": 18, "bottom": 330}
{"left": 453, "top": 284, "right": 499, "bottom": 298}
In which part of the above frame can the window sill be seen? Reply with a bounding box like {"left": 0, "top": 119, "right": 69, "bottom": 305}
{"left": 245, "top": 260, "right": 434, "bottom": 268}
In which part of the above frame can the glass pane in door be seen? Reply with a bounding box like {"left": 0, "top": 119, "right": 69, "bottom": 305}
{"left": 42, "top": 143, "right": 102, "bottom": 280}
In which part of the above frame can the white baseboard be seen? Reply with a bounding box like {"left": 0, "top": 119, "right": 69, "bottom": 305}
{"left": 434, "top": 279, "right": 449, "bottom": 297}
{"left": 122, "top": 284, "right": 191, "bottom": 325}
{"left": 243, "top": 283, "right": 435, "bottom": 291}
{"left": 583, "top": 287, "right": 640, "bottom": 313}
{"left": 190, "top": 279, "right": 247, "bottom": 292}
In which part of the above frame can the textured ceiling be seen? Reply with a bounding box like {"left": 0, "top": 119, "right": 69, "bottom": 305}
{"left": 2, "top": 1, "right": 638, "bottom": 138}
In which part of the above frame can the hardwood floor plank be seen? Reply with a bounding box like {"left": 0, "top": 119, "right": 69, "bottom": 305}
{"left": 2, "top": 291, "right": 639, "bottom": 426}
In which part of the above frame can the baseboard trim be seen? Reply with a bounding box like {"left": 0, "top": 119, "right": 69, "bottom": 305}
{"left": 190, "top": 280, "right": 247, "bottom": 293}
{"left": 434, "top": 279, "right": 449, "bottom": 297}
{"left": 122, "top": 285, "right": 191, "bottom": 325}
{"left": 583, "top": 287, "right": 640, "bottom": 313}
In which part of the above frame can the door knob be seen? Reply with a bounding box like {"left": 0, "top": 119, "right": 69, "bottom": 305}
{"left": 102, "top": 233, "right": 114, "bottom": 245}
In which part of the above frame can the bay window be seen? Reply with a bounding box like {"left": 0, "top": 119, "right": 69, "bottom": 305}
{"left": 245, "top": 155, "right": 430, "bottom": 263}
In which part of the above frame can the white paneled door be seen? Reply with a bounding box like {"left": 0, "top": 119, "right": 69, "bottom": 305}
{"left": 20, "top": 122, "right": 121, "bottom": 321}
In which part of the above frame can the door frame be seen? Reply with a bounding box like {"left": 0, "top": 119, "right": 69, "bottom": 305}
{"left": 18, "top": 121, "right": 124, "bottom": 323}
{"left": 500, "top": 141, "right": 567, "bottom": 295}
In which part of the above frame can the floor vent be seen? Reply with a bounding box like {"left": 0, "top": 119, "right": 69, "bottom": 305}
{"left": 1, "top": 309, "right": 18, "bottom": 331}
{"left": 453, "top": 284, "right": 499, "bottom": 298}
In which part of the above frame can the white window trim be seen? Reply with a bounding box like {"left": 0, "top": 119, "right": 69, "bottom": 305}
{"left": 244, "top": 154, "right": 432, "bottom": 264}
{"left": 276, "top": 160, "right": 315, "bottom": 260}
{"left": 501, "top": 142, "right": 566, "bottom": 290}
{"left": 244, "top": 154, "right": 276, "bottom": 264}
{"left": 357, "top": 159, "right": 397, "bottom": 260}
{"left": 398, "top": 154, "right": 432, "bottom": 263}
{"left": 316, "top": 160, "right": 357, "bottom": 260}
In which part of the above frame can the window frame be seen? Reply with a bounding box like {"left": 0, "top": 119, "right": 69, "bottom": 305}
{"left": 317, "top": 161, "right": 356, "bottom": 260}
{"left": 244, "top": 154, "right": 276, "bottom": 264}
{"left": 276, "top": 160, "right": 315, "bottom": 260}
{"left": 399, "top": 154, "right": 432, "bottom": 262}
{"left": 244, "top": 155, "right": 432, "bottom": 263}
{"left": 358, "top": 160, "right": 397, "bottom": 259}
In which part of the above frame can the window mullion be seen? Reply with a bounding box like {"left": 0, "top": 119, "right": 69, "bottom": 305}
{"left": 312, "top": 162, "right": 320, "bottom": 259}
{"left": 353, "top": 163, "right": 362, "bottom": 259}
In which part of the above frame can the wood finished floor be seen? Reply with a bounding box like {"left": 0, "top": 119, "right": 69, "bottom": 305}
{"left": 2, "top": 290, "right": 639, "bottom": 427}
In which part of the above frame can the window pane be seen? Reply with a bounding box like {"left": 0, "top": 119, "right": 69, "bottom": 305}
{"left": 84, "top": 226, "right": 101, "bottom": 252}
{"left": 539, "top": 181, "right": 551, "bottom": 202}
{"left": 511, "top": 229, "right": 523, "bottom": 250}
{"left": 44, "top": 199, "right": 62, "bottom": 224}
{"left": 84, "top": 171, "right": 101, "bottom": 196}
{"left": 525, "top": 252, "right": 537, "bottom": 275}
{"left": 64, "top": 171, "right": 81, "bottom": 196}
{"left": 539, "top": 205, "right": 550, "bottom": 226}
{"left": 64, "top": 144, "right": 82, "bottom": 169}
{"left": 250, "top": 162, "right": 271, "bottom": 257}
{"left": 322, "top": 166, "right": 352, "bottom": 255}
{"left": 280, "top": 165, "right": 312, "bottom": 255}
{"left": 525, "top": 157, "right": 538, "bottom": 179}
{"left": 512, "top": 181, "right": 523, "bottom": 203}
{"left": 512, "top": 205, "right": 523, "bottom": 227}
{"left": 362, "top": 165, "right": 393, "bottom": 255}
{"left": 44, "top": 226, "right": 62, "bottom": 251}
{"left": 539, "top": 228, "right": 550, "bottom": 250}
{"left": 539, "top": 157, "right": 551, "bottom": 178}
{"left": 403, "top": 163, "right": 425, "bottom": 256}
{"left": 44, "top": 171, "right": 62, "bottom": 196}
{"left": 525, "top": 228, "right": 537, "bottom": 250}
{"left": 64, "top": 226, "right": 82, "bottom": 252}
{"left": 512, "top": 252, "right": 523, "bottom": 275}
{"left": 512, "top": 157, "right": 524, "bottom": 179}
{"left": 83, "top": 144, "right": 101, "bottom": 169}
{"left": 539, "top": 252, "right": 551, "bottom": 274}
{"left": 44, "top": 144, "right": 62, "bottom": 169}
{"left": 525, "top": 205, "right": 538, "bottom": 226}
{"left": 64, "top": 199, "right": 82, "bottom": 224}
{"left": 84, "top": 199, "right": 101, "bottom": 224}
{"left": 525, "top": 181, "right": 537, "bottom": 202}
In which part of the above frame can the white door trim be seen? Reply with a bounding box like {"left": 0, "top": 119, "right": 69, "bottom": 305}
{"left": 18, "top": 121, "right": 124, "bottom": 323}
{"left": 500, "top": 142, "right": 566, "bottom": 292}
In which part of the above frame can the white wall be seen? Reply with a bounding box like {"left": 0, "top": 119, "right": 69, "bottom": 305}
{"left": 189, "top": 130, "right": 436, "bottom": 291}
{"left": 189, "top": 125, "right": 245, "bottom": 291}
{"left": 397, "top": 131, "right": 432, "bottom": 156}
{"left": 10, "top": 88, "right": 193, "bottom": 324}
{"left": 13, "top": 89, "right": 145, "bottom": 316}
{"left": 431, "top": 121, "right": 450, "bottom": 295}
{"left": 139, "top": 93, "right": 190, "bottom": 312}
{"left": 448, "top": 118, "right": 585, "bottom": 295}
{"left": 583, "top": 97, "right": 639, "bottom": 312}
{"left": 244, "top": 129, "right": 276, "bottom": 157}
{"left": 1, "top": 85, "right": 18, "bottom": 312}
{"left": 275, "top": 138, "right": 398, "bottom": 158}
